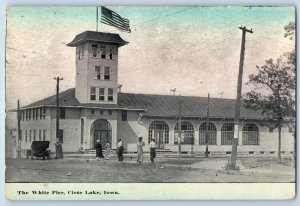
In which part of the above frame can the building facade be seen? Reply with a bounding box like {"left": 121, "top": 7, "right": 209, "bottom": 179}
{"left": 16, "top": 31, "right": 295, "bottom": 156}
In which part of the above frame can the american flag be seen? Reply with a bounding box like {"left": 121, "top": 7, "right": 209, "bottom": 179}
{"left": 101, "top": 6, "right": 131, "bottom": 33}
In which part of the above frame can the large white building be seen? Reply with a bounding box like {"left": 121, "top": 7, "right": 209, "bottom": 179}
{"left": 16, "top": 31, "right": 294, "bottom": 156}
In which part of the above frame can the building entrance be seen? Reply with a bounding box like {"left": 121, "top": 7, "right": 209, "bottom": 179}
{"left": 90, "top": 119, "right": 112, "bottom": 149}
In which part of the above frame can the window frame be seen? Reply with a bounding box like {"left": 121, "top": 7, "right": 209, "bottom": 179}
{"left": 90, "top": 87, "right": 96, "bottom": 101}
{"left": 99, "top": 88, "right": 105, "bottom": 101}
{"left": 43, "top": 129, "right": 46, "bottom": 141}
{"left": 104, "top": 67, "right": 110, "bottom": 80}
{"left": 100, "top": 46, "right": 106, "bottom": 59}
{"left": 95, "top": 66, "right": 101, "bottom": 80}
{"left": 108, "top": 88, "right": 114, "bottom": 101}
{"left": 92, "top": 44, "right": 98, "bottom": 58}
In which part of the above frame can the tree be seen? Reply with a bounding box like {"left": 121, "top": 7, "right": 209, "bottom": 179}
{"left": 244, "top": 55, "right": 295, "bottom": 162}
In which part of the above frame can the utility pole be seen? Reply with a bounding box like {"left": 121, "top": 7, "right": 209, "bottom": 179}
{"left": 96, "top": 7, "right": 99, "bottom": 32}
{"left": 205, "top": 93, "right": 210, "bottom": 157}
{"left": 17, "top": 100, "right": 21, "bottom": 158}
{"left": 178, "top": 99, "right": 182, "bottom": 155}
{"left": 54, "top": 76, "right": 64, "bottom": 159}
{"left": 230, "top": 26, "right": 253, "bottom": 169}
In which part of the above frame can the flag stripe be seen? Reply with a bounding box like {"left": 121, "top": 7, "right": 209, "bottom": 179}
{"left": 101, "top": 16, "right": 129, "bottom": 29}
{"left": 111, "top": 13, "right": 129, "bottom": 24}
{"left": 110, "top": 11, "right": 129, "bottom": 22}
{"left": 101, "top": 21, "right": 129, "bottom": 32}
{"left": 102, "top": 14, "right": 130, "bottom": 27}
{"left": 101, "top": 21, "right": 130, "bottom": 32}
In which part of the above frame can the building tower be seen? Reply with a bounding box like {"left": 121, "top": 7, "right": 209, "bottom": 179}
{"left": 67, "top": 31, "right": 128, "bottom": 104}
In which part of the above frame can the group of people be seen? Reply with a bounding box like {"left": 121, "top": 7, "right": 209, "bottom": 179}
{"left": 94, "top": 140, "right": 111, "bottom": 160}
{"left": 94, "top": 137, "right": 157, "bottom": 163}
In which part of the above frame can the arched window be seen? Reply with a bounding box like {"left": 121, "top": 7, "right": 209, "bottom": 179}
{"left": 199, "top": 122, "right": 217, "bottom": 145}
{"left": 242, "top": 123, "right": 259, "bottom": 145}
{"left": 221, "top": 123, "right": 234, "bottom": 145}
{"left": 148, "top": 121, "right": 169, "bottom": 149}
{"left": 174, "top": 121, "right": 194, "bottom": 145}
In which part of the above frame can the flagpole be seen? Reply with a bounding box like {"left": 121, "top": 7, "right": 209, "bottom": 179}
{"left": 96, "top": 7, "right": 99, "bottom": 32}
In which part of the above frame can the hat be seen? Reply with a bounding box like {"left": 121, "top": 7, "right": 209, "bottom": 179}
{"left": 96, "top": 140, "right": 100, "bottom": 143}
{"left": 138, "top": 137, "right": 143, "bottom": 140}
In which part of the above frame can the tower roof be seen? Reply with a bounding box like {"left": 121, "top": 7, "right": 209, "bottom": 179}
{"left": 67, "top": 31, "right": 128, "bottom": 47}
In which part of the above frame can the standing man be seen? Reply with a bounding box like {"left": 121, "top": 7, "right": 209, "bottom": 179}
{"left": 117, "top": 138, "right": 124, "bottom": 163}
{"left": 137, "top": 137, "right": 145, "bottom": 163}
{"left": 149, "top": 138, "right": 157, "bottom": 163}
{"left": 95, "top": 140, "right": 103, "bottom": 161}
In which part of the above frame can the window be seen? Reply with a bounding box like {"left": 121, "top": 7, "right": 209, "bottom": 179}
{"left": 29, "top": 109, "right": 31, "bottom": 120}
{"left": 100, "top": 110, "right": 104, "bottom": 115}
{"left": 25, "top": 130, "right": 27, "bottom": 142}
{"left": 40, "top": 107, "right": 43, "bottom": 119}
{"left": 78, "top": 46, "right": 84, "bottom": 60}
{"left": 43, "top": 129, "right": 46, "bottom": 141}
{"left": 35, "top": 108, "right": 38, "bottom": 120}
{"left": 29, "top": 130, "right": 32, "bottom": 142}
{"left": 90, "top": 87, "right": 96, "bottom": 100}
{"left": 100, "top": 46, "right": 106, "bottom": 59}
{"left": 199, "top": 122, "right": 217, "bottom": 145}
{"left": 108, "top": 88, "right": 113, "bottom": 101}
{"left": 91, "top": 109, "right": 95, "bottom": 114}
{"left": 104, "top": 67, "right": 110, "bottom": 80}
{"left": 43, "top": 107, "right": 46, "bottom": 119}
{"left": 92, "top": 44, "right": 98, "bottom": 57}
{"left": 26, "top": 110, "right": 28, "bottom": 121}
{"left": 122, "top": 110, "right": 127, "bottom": 121}
{"left": 38, "top": 129, "right": 41, "bottom": 141}
{"left": 22, "top": 111, "right": 25, "bottom": 121}
{"left": 33, "top": 109, "right": 35, "bottom": 120}
{"left": 58, "top": 129, "right": 64, "bottom": 143}
{"left": 221, "top": 123, "right": 234, "bottom": 145}
{"left": 33, "top": 129, "right": 36, "bottom": 141}
{"left": 20, "top": 130, "right": 22, "bottom": 142}
{"left": 95, "top": 66, "right": 101, "bottom": 79}
{"left": 109, "top": 48, "right": 114, "bottom": 59}
{"left": 99, "top": 88, "right": 105, "bottom": 101}
{"left": 148, "top": 121, "right": 169, "bottom": 145}
{"left": 174, "top": 122, "right": 194, "bottom": 145}
{"left": 108, "top": 110, "right": 112, "bottom": 115}
{"left": 242, "top": 123, "right": 259, "bottom": 145}
{"left": 60, "top": 107, "right": 65, "bottom": 119}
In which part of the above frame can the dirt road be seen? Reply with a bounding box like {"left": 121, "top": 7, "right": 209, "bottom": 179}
{"left": 5, "top": 156, "right": 295, "bottom": 183}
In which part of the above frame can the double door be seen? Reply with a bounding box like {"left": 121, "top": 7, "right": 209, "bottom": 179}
{"left": 93, "top": 130, "right": 111, "bottom": 148}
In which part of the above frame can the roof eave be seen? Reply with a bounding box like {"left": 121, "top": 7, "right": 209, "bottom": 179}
{"left": 67, "top": 39, "right": 129, "bottom": 47}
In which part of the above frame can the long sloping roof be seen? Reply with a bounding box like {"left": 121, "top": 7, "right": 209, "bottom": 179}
{"left": 67, "top": 31, "right": 128, "bottom": 47}
{"left": 21, "top": 88, "right": 264, "bottom": 120}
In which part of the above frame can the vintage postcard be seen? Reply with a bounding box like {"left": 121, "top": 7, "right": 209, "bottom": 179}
{"left": 5, "top": 6, "right": 296, "bottom": 200}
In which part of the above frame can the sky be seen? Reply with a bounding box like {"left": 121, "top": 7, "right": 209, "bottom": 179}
{"left": 5, "top": 6, "right": 295, "bottom": 126}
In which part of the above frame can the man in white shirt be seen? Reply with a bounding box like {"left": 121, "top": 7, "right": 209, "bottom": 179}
{"left": 117, "top": 138, "right": 124, "bottom": 163}
{"left": 149, "top": 139, "right": 157, "bottom": 163}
